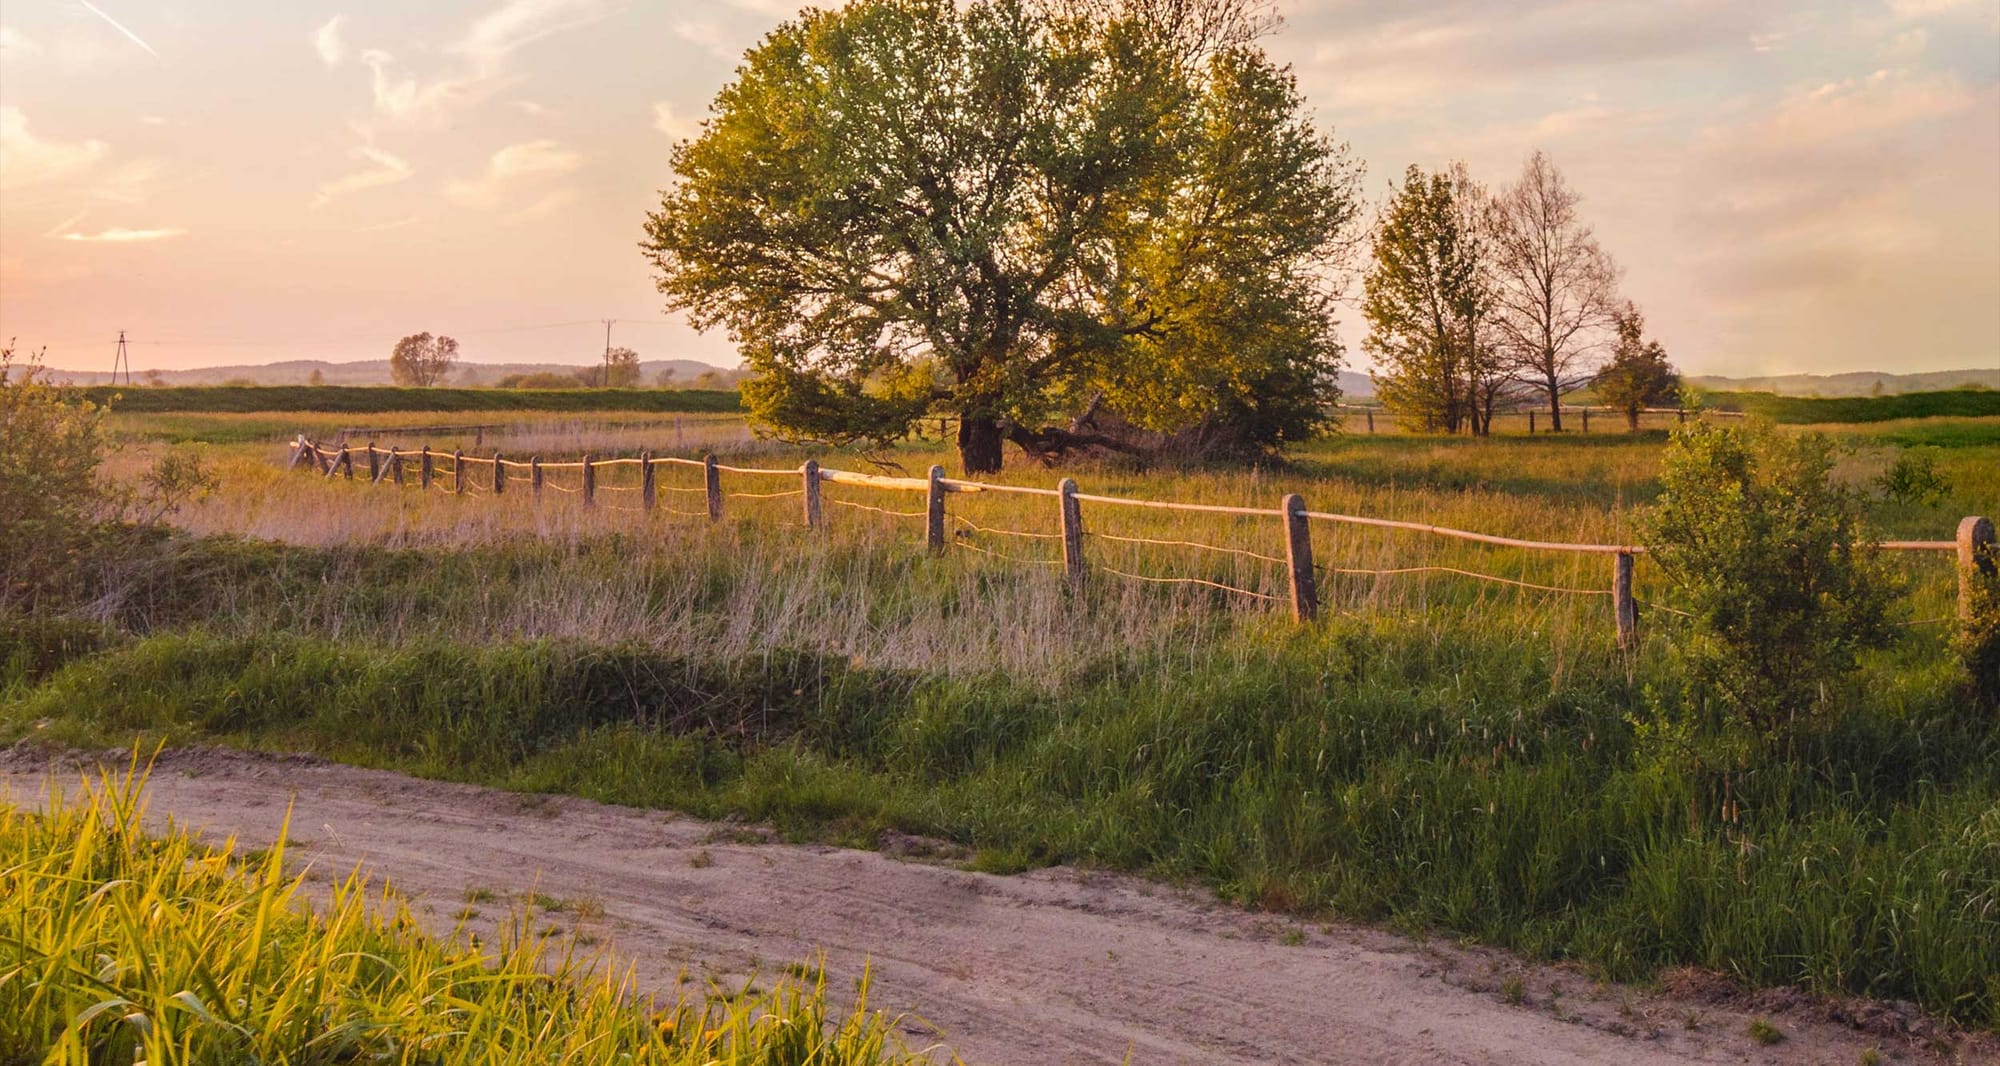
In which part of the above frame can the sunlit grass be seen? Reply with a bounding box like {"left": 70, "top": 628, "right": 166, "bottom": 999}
{"left": 0, "top": 759, "right": 932, "bottom": 1064}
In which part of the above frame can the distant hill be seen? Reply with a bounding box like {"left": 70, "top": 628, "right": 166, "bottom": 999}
{"left": 1687, "top": 369, "right": 1999, "bottom": 397}
{"left": 43, "top": 358, "right": 745, "bottom": 388}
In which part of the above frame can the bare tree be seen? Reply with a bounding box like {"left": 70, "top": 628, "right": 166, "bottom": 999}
{"left": 389, "top": 333, "right": 459, "bottom": 387}
{"left": 1489, "top": 151, "right": 1618, "bottom": 431}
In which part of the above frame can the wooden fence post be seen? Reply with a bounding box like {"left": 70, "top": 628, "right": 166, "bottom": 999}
{"left": 582, "top": 453, "right": 596, "bottom": 507}
{"left": 366, "top": 441, "right": 380, "bottom": 481}
{"left": 1581, "top": 408, "right": 1590, "bottom": 433}
{"left": 802, "top": 460, "right": 822, "bottom": 529}
{"left": 1614, "top": 551, "right": 1638, "bottom": 649}
{"left": 1059, "top": 477, "right": 1085, "bottom": 590}
{"left": 286, "top": 435, "right": 308, "bottom": 471}
{"left": 1960, "top": 515, "right": 1996, "bottom": 622}
{"left": 420, "top": 447, "right": 433, "bottom": 490}
{"left": 340, "top": 446, "right": 354, "bottom": 479}
{"left": 1528, "top": 410, "right": 1536, "bottom": 434}
{"left": 452, "top": 449, "right": 465, "bottom": 494}
{"left": 704, "top": 454, "right": 722, "bottom": 522}
{"left": 492, "top": 452, "right": 505, "bottom": 495}
{"left": 530, "top": 456, "right": 543, "bottom": 499}
{"left": 389, "top": 447, "right": 403, "bottom": 486}
{"left": 926, "top": 465, "right": 946, "bottom": 553}
{"left": 640, "top": 451, "right": 656, "bottom": 511}
{"left": 1283, "top": 494, "right": 1317, "bottom": 622}
{"left": 324, "top": 445, "right": 343, "bottom": 478}
{"left": 1677, "top": 407, "right": 1686, "bottom": 424}
{"left": 1366, "top": 409, "right": 1375, "bottom": 434}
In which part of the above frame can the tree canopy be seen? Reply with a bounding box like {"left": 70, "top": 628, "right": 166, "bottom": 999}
{"left": 389, "top": 333, "right": 459, "bottom": 388}
{"left": 643, "top": 0, "right": 1360, "bottom": 472}
{"left": 1595, "top": 302, "right": 1679, "bottom": 430}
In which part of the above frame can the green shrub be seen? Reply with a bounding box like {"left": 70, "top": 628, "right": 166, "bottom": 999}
{"left": 0, "top": 345, "right": 111, "bottom": 610}
{"left": 1876, "top": 446, "right": 1951, "bottom": 506}
{"left": 1643, "top": 422, "right": 1895, "bottom": 741}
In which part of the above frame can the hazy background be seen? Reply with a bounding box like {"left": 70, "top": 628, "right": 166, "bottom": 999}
{"left": 2, "top": 0, "right": 1996, "bottom": 377}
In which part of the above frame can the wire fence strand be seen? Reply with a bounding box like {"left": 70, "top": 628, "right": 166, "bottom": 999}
{"left": 1094, "top": 564, "right": 1284, "bottom": 602}
{"left": 1091, "top": 530, "right": 1284, "bottom": 565}
{"left": 1319, "top": 564, "right": 1613, "bottom": 597}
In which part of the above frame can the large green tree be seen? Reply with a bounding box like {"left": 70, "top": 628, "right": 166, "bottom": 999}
{"left": 642, "top": 0, "right": 1359, "bottom": 473}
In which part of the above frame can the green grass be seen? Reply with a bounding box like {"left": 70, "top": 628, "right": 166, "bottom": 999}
{"left": 0, "top": 763, "right": 925, "bottom": 1065}
{"left": 83, "top": 384, "right": 744, "bottom": 414}
{"left": 7, "top": 610, "right": 1994, "bottom": 1028}
{"left": 1698, "top": 388, "right": 2000, "bottom": 423}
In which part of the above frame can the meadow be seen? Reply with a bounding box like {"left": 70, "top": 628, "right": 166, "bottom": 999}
{"left": 4, "top": 402, "right": 1997, "bottom": 1030}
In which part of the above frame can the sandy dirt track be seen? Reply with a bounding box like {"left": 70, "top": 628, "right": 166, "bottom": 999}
{"left": 2, "top": 747, "right": 1980, "bottom": 1065}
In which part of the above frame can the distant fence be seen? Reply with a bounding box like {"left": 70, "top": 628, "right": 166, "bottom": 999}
{"left": 1330, "top": 404, "right": 1744, "bottom": 434}
{"left": 288, "top": 435, "right": 1989, "bottom": 648}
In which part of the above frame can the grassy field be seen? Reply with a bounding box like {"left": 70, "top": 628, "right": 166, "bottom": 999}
{"left": 0, "top": 764, "right": 923, "bottom": 1064}
{"left": 81, "top": 384, "right": 744, "bottom": 414}
{"left": 5, "top": 404, "right": 1997, "bottom": 1029}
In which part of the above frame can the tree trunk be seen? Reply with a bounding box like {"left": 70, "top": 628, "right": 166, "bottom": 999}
{"left": 1626, "top": 405, "right": 1642, "bottom": 433}
{"left": 959, "top": 414, "right": 1005, "bottom": 475}
{"left": 1546, "top": 375, "right": 1564, "bottom": 432}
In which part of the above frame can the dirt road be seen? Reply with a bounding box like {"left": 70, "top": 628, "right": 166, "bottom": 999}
{"left": 1, "top": 748, "right": 1970, "bottom": 1064}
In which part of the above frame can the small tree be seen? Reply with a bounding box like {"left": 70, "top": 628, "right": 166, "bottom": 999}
{"left": 389, "top": 333, "right": 458, "bottom": 387}
{"left": 1489, "top": 151, "right": 1619, "bottom": 431}
{"left": 307, "top": 368, "right": 326, "bottom": 386}
{"left": 1364, "top": 165, "right": 1489, "bottom": 434}
{"left": 1643, "top": 422, "right": 1894, "bottom": 740}
{"left": 0, "top": 343, "right": 109, "bottom": 609}
{"left": 1594, "top": 303, "right": 1678, "bottom": 431}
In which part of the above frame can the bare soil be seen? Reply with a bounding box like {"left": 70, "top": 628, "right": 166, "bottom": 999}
{"left": 3, "top": 747, "right": 1987, "bottom": 1065}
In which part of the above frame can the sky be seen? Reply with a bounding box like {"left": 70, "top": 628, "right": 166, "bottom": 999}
{"left": 0, "top": 0, "right": 1996, "bottom": 377}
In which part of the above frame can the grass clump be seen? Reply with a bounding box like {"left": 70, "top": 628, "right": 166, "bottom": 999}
{"left": 0, "top": 763, "right": 928, "bottom": 1065}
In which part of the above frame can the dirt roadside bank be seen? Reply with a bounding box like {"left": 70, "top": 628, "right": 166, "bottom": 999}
{"left": 2, "top": 747, "right": 1981, "bottom": 1065}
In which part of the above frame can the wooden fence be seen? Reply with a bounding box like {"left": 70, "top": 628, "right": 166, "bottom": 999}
{"left": 288, "top": 435, "right": 1990, "bottom": 648}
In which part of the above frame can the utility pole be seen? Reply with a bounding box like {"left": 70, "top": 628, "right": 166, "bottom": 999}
{"left": 111, "top": 330, "right": 131, "bottom": 385}
{"left": 601, "top": 318, "right": 614, "bottom": 388}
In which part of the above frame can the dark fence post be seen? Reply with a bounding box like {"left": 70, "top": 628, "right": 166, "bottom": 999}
{"left": 926, "top": 465, "right": 946, "bottom": 553}
{"left": 420, "top": 447, "right": 433, "bottom": 490}
{"left": 1059, "top": 477, "right": 1085, "bottom": 591}
{"left": 641, "top": 451, "right": 656, "bottom": 511}
{"left": 1528, "top": 410, "right": 1536, "bottom": 434}
{"left": 1614, "top": 551, "right": 1639, "bottom": 649}
{"left": 1961, "top": 515, "right": 1996, "bottom": 623}
{"left": 530, "top": 456, "right": 543, "bottom": 500}
{"left": 492, "top": 452, "right": 505, "bottom": 495}
{"left": 582, "top": 454, "right": 596, "bottom": 507}
{"left": 802, "top": 460, "right": 822, "bottom": 529}
{"left": 1581, "top": 408, "right": 1590, "bottom": 433}
{"left": 389, "top": 447, "right": 404, "bottom": 486}
{"left": 1283, "top": 493, "right": 1317, "bottom": 622}
{"left": 452, "top": 449, "right": 465, "bottom": 494}
{"left": 704, "top": 454, "right": 722, "bottom": 522}
{"left": 366, "top": 441, "right": 380, "bottom": 481}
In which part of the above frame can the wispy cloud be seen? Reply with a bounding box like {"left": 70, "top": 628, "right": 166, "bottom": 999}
{"left": 0, "top": 106, "right": 109, "bottom": 190}
{"left": 354, "top": 0, "right": 608, "bottom": 126}
{"left": 652, "top": 101, "right": 698, "bottom": 140}
{"left": 315, "top": 15, "right": 348, "bottom": 67}
{"left": 445, "top": 139, "right": 582, "bottom": 210}
{"left": 314, "top": 144, "right": 414, "bottom": 207}
{"left": 0, "top": 25, "right": 40, "bottom": 56}
{"left": 52, "top": 225, "right": 186, "bottom": 243}
{"left": 77, "top": 1, "right": 158, "bottom": 59}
